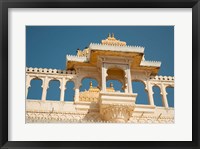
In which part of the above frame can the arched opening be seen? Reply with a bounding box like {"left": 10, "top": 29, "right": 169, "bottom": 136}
{"left": 153, "top": 86, "right": 163, "bottom": 107}
{"left": 27, "top": 79, "right": 42, "bottom": 100}
{"left": 132, "top": 81, "right": 148, "bottom": 105}
{"left": 80, "top": 78, "right": 98, "bottom": 92}
{"left": 106, "top": 68, "right": 125, "bottom": 92}
{"left": 65, "top": 81, "right": 75, "bottom": 101}
{"left": 46, "top": 80, "right": 60, "bottom": 101}
{"left": 166, "top": 87, "right": 174, "bottom": 107}
{"left": 106, "top": 80, "right": 124, "bottom": 92}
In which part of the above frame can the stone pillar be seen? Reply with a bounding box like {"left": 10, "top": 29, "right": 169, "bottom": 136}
{"left": 74, "top": 88, "right": 80, "bottom": 102}
{"left": 74, "top": 78, "right": 81, "bottom": 102}
{"left": 41, "top": 76, "right": 49, "bottom": 101}
{"left": 146, "top": 81, "right": 154, "bottom": 106}
{"left": 26, "top": 75, "right": 32, "bottom": 99}
{"left": 59, "top": 77, "right": 67, "bottom": 101}
{"left": 101, "top": 63, "right": 107, "bottom": 92}
{"left": 160, "top": 83, "right": 169, "bottom": 108}
{"left": 124, "top": 82, "right": 128, "bottom": 93}
{"left": 126, "top": 66, "right": 132, "bottom": 93}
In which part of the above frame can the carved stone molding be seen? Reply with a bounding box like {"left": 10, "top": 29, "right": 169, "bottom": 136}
{"left": 100, "top": 104, "right": 134, "bottom": 122}
{"left": 26, "top": 110, "right": 174, "bottom": 123}
{"left": 99, "top": 92, "right": 137, "bottom": 122}
{"left": 104, "top": 63, "right": 128, "bottom": 71}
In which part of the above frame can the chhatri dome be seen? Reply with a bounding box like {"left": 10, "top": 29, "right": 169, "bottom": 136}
{"left": 67, "top": 33, "right": 161, "bottom": 76}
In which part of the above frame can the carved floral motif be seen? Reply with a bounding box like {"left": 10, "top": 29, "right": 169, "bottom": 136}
{"left": 100, "top": 104, "right": 134, "bottom": 122}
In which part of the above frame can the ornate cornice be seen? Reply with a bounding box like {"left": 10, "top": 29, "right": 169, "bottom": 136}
{"left": 66, "top": 55, "right": 88, "bottom": 62}
{"left": 89, "top": 43, "right": 144, "bottom": 53}
{"left": 140, "top": 60, "right": 161, "bottom": 67}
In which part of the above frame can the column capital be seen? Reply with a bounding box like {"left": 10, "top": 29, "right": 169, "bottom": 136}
{"left": 26, "top": 75, "right": 33, "bottom": 86}
{"left": 75, "top": 80, "right": 81, "bottom": 88}
{"left": 160, "top": 83, "right": 167, "bottom": 95}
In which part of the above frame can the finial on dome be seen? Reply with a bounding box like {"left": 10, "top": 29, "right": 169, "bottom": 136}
{"left": 102, "top": 33, "right": 126, "bottom": 46}
{"left": 90, "top": 81, "right": 93, "bottom": 87}
{"left": 110, "top": 82, "right": 113, "bottom": 88}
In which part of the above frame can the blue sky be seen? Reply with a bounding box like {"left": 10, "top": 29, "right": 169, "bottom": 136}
{"left": 26, "top": 26, "right": 174, "bottom": 107}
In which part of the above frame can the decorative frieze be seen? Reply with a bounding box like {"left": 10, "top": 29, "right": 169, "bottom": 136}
{"left": 26, "top": 106, "right": 174, "bottom": 123}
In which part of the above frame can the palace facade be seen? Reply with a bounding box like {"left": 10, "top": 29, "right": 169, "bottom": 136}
{"left": 26, "top": 34, "right": 174, "bottom": 123}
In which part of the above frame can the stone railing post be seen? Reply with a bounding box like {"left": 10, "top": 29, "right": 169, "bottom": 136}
{"left": 160, "top": 83, "right": 169, "bottom": 108}
{"left": 146, "top": 81, "right": 154, "bottom": 106}
{"left": 59, "top": 77, "right": 67, "bottom": 102}
{"left": 41, "top": 76, "right": 50, "bottom": 101}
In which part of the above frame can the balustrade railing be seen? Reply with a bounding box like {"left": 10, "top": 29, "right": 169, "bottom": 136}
{"left": 26, "top": 67, "right": 174, "bottom": 108}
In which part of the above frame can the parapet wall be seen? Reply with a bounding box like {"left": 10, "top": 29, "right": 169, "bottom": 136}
{"left": 26, "top": 67, "right": 76, "bottom": 75}
{"left": 26, "top": 67, "right": 174, "bottom": 123}
{"left": 26, "top": 100, "right": 174, "bottom": 123}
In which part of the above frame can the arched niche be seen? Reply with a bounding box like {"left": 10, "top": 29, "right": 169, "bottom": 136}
{"left": 80, "top": 78, "right": 99, "bottom": 92}
{"left": 27, "top": 78, "right": 43, "bottom": 100}
{"left": 65, "top": 81, "right": 75, "bottom": 101}
{"left": 46, "top": 79, "right": 60, "bottom": 101}
{"left": 106, "top": 68, "right": 125, "bottom": 81}
{"left": 106, "top": 79, "right": 124, "bottom": 92}
{"left": 106, "top": 67, "right": 126, "bottom": 92}
{"left": 153, "top": 85, "right": 163, "bottom": 107}
{"left": 132, "top": 80, "right": 148, "bottom": 105}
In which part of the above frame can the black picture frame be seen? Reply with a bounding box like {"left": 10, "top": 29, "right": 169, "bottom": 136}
{"left": 0, "top": 0, "right": 199, "bottom": 149}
